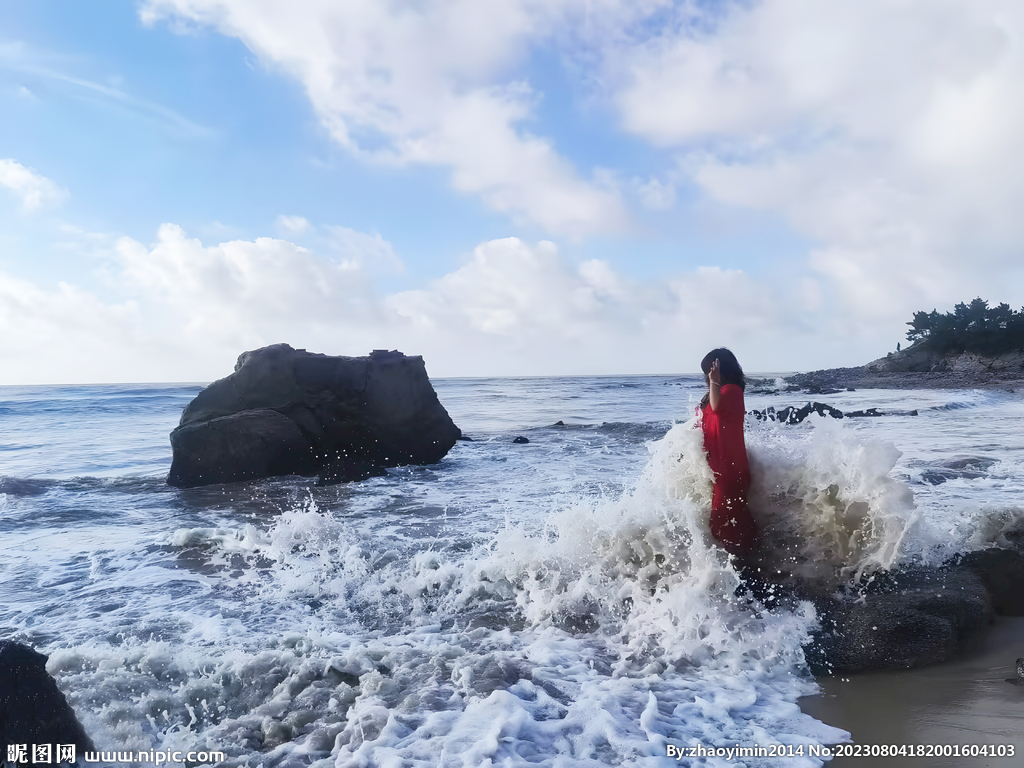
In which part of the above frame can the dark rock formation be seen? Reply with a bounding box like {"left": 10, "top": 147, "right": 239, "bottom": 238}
{"left": 806, "top": 568, "right": 993, "bottom": 674}
{"left": 960, "top": 545, "right": 1024, "bottom": 616}
{"left": 785, "top": 402, "right": 844, "bottom": 423}
{"left": 750, "top": 402, "right": 844, "bottom": 423}
{"left": 804, "top": 385, "right": 843, "bottom": 395}
{"left": 0, "top": 641, "right": 95, "bottom": 755}
{"left": 870, "top": 346, "right": 1024, "bottom": 376}
{"left": 845, "top": 407, "right": 918, "bottom": 418}
{"left": 512, "top": 436, "right": 530, "bottom": 444}
{"left": 750, "top": 403, "right": 918, "bottom": 424}
{"left": 751, "top": 402, "right": 841, "bottom": 424}
{"left": 791, "top": 534, "right": 1024, "bottom": 674}
{"left": 167, "top": 345, "right": 461, "bottom": 488}
{"left": 844, "top": 408, "right": 882, "bottom": 418}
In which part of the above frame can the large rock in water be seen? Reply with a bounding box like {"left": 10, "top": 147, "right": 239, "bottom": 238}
{"left": 167, "top": 345, "right": 461, "bottom": 488}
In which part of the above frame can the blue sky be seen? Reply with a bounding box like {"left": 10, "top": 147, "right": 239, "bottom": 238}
{"left": 1, "top": 3, "right": 496, "bottom": 285}
{"left": 2, "top": 1, "right": 1023, "bottom": 383}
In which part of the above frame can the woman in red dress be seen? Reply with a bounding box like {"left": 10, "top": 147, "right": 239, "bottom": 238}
{"left": 699, "top": 348, "right": 757, "bottom": 557}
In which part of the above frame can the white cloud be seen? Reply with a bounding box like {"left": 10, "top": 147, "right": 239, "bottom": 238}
{"left": 391, "top": 238, "right": 651, "bottom": 338}
{"left": 140, "top": 0, "right": 628, "bottom": 238}
{"left": 1, "top": 225, "right": 402, "bottom": 383}
{"left": 275, "top": 216, "right": 404, "bottom": 272}
{"left": 114, "top": 224, "right": 387, "bottom": 341}
{"left": 327, "top": 226, "right": 404, "bottom": 274}
{"left": 633, "top": 176, "right": 676, "bottom": 210}
{"left": 611, "top": 0, "right": 1024, "bottom": 323}
{"left": 387, "top": 237, "right": 790, "bottom": 375}
{"left": 276, "top": 215, "right": 310, "bottom": 235}
{"left": 616, "top": 1, "right": 1011, "bottom": 146}
{"left": 0, "top": 225, "right": 847, "bottom": 383}
{"left": 0, "top": 271, "right": 144, "bottom": 385}
{"left": 0, "top": 159, "right": 67, "bottom": 211}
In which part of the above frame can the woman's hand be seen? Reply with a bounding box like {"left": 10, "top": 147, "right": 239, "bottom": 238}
{"left": 709, "top": 358, "right": 721, "bottom": 386}
{"left": 708, "top": 358, "right": 722, "bottom": 410}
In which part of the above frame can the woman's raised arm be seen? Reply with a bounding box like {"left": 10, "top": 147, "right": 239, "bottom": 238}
{"left": 708, "top": 357, "right": 722, "bottom": 411}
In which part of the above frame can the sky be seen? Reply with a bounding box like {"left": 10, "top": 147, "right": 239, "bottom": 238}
{"left": 2, "top": 0, "right": 1023, "bottom": 384}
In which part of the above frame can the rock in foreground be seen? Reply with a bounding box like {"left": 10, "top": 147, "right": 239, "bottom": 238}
{"left": 0, "top": 641, "right": 95, "bottom": 755}
{"left": 168, "top": 345, "right": 461, "bottom": 488}
{"left": 806, "top": 567, "right": 994, "bottom": 674}
{"left": 744, "top": 529, "right": 1024, "bottom": 674}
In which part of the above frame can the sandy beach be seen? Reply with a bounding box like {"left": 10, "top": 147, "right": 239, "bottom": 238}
{"left": 800, "top": 617, "right": 1024, "bottom": 766}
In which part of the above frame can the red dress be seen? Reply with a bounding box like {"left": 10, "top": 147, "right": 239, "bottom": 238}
{"left": 700, "top": 383, "right": 757, "bottom": 556}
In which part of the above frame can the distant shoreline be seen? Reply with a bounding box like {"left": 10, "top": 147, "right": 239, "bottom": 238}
{"left": 784, "top": 347, "right": 1024, "bottom": 391}
{"left": 784, "top": 368, "right": 1024, "bottom": 391}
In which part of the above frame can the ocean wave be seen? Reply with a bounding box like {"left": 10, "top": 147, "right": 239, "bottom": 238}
{"left": 746, "top": 419, "right": 920, "bottom": 580}
{"left": 595, "top": 421, "right": 672, "bottom": 439}
{"left": 929, "top": 401, "right": 977, "bottom": 411}
{"left": 908, "top": 456, "right": 999, "bottom": 485}
{"left": 0, "top": 475, "right": 54, "bottom": 496}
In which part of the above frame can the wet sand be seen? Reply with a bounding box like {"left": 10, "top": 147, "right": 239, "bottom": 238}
{"left": 800, "top": 617, "right": 1024, "bottom": 766}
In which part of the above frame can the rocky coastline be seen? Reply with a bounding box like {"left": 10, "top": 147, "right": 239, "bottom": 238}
{"left": 785, "top": 347, "right": 1024, "bottom": 391}
{"left": 766, "top": 343, "right": 1024, "bottom": 672}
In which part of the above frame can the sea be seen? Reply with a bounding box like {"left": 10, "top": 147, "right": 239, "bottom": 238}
{"left": 2, "top": 375, "right": 1023, "bottom": 767}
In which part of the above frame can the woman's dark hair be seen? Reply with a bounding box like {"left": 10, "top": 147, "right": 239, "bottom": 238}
{"left": 700, "top": 348, "right": 745, "bottom": 405}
